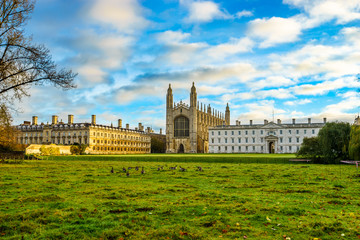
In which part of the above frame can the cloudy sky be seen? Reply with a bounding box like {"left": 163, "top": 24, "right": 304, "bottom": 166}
{"left": 14, "top": 0, "right": 360, "bottom": 130}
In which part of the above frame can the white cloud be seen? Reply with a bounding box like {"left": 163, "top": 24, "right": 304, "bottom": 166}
{"left": 236, "top": 10, "right": 253, "bottom": 18}
{"left": 284, "top": 99, "right": 312, "bottom": 106}
{"left": 248, "top": 76, "right": 296, "bottom": 90}
{"left": 205, "top": 37, "right": 254, "bottom": 59}
{"left": 157, "top": 30, "right": 191, "bottom": 44}
{"left": 284, "top": 0, "right": 360, "bottom": 25}
{"left": 248, "top": 17, "right": 302, "bottom": 48}
{"left": 182, "top": 0, "right": 231, "bottom": 23}
{"left": 88, "top": 0, "right": 149, "bottom": 34}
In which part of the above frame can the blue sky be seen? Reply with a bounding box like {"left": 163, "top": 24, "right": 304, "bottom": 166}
{"left": 14, "top": 0, "right": 360, "bottom": 131}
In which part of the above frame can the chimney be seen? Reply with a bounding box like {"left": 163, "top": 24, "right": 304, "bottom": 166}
{"left": 277, "top": 119, "right": 281, "bottom": 124}
{"left": 91, "top": 115, "right": 96, "bottom": 125}
{"left": 52, "top": 115, "right": 58, "bottom": 125}
{"left": 147, "top": 127, "right": 151, "bottom": 133}
{"left": 68, "top": 115, "right": 74, "bottom": 125}
{"left": 126, "top": 124, "right": 129, "bottom": 129}
{"left": 160, "top": 128, "right": 162, "bottom": 134}
{"left": 292, "top": 118, "right": 295, "bottom": 124}
{"left": 323, "top": 117, "right": 327, "bottom": 123}
{"left": 118, "top": 119, "right": 122, "bottom": 128}
{"left": 264, "top": 119, "right": 268, "bottom": 125}
{"left": 138, "top": 123, "right": 142, "bottom": 130}
{"left": 135, "top": 127, "right": 138, "bottom": 131}
{"left": 250, "top": 120, "right": 253, "bottom": 126}
{"left": 32, "top": 116, "right": 38, "bottom": 125}
{"left": 236, "top": 120, "right": 239, "bottom": 126}
{"left": 308, "top": 118, "right": 311, "bottom": 124}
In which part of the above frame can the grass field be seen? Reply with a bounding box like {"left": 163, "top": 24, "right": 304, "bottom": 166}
{"left": 1, "top": 155, "right": 360, "bottom": 239}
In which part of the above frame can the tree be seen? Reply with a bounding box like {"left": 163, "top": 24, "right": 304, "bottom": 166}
{"left": 151, "top": 136, "right": 166, "bottom": 153}
{"left": 349, "top": 125, "right": 360, "bottom": 160}
{"left": 297, "top": 137, "right": 322, "bottom": 162}
{"left": 318, "top": 122, "right": 351, "bottom": 163}
{"left": 0, "top": 0, "right": 76, "bottom": 109}
{"left": 0, "top": 103, "right": 15, "bottom": 151}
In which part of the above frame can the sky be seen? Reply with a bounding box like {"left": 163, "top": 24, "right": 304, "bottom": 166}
{"left": 14, "top": 0, "right": 360, "bottom": 131}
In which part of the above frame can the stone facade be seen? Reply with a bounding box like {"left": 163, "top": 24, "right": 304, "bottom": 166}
{"left": 15, "top": 115, "right": 151, "bottom": 154}
{"left": 166, "top": 83, "right": 229, "bottom": 153}
{"left": 209, "top": 118, "right": 326, "bottom": 154}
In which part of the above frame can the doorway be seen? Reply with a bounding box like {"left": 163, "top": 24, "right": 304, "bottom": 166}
{"left": 178, "top": 144, "right": 184, "bottom": 153}
{"left": 269, "top": 142, "right": 275, "bottom": 154}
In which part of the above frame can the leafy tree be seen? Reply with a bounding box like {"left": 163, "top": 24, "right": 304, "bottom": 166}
{"left": 318, "top": 122, "right": 351, "bottom": 163}
{"left": 40, "top": 144, "right": 59, "bottom": 156}
{"left": 349, "top": 125, "right": 360, "bottom": 160}
{"left": 297, "top": 137, "right": 322, "bottom": 162}
{"left": 70, "top": 144, "right": 88, "bottom": 155}
{"left": 0, "top": 0, "right": 76, "bottom": 117}
{"left": 0, "top": 103, "right": 17, "bottom": 151}
{"left": 151, "top": 136, "right": 165, "bottom": 153}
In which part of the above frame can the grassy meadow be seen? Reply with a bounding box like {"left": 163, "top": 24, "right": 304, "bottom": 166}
{"left": 1, "top": 155, "right": 360, "bottom": 239}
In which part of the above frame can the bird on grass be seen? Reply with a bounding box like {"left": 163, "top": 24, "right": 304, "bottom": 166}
{"left": 128, "top": 167, "right": 132, "bottom": 170}
{"left": 135, "top": 166, "right": 139, "bottom": 171}
{"left": 197, "top": 166, "right": 203, "bottom": 172}
{"left": 170, "top": 165, "right": 177, "bottom": 170}
{"left": 179, "top": 166, "right": 187, "bottom": 172}
{"left": 141, "top": 167, "right": 145, "bottom": 174}
{"left": 110, "top": 167, "right": 114, "bottom": 173}
{"left": 126, "top": 171, "right": 130, "bottom": 177}
{"left": 122, "top": 167, "right": 127, "bottom": 173}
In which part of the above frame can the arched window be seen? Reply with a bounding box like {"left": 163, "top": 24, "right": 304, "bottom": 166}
{"left": 174, "top": 116, "right": 189, "bottom": 137}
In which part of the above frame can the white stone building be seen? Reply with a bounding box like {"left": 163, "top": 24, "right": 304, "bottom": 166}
{"left": 208, "top": 118, "right": 326, "bottom": 154}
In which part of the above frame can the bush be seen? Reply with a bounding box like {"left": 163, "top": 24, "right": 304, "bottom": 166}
{"left": 297, "top": 137, "right": 322, "bottom": 162}
{"left": 349, "top": 125, "right": 360, "bottom": 160}
{"left": 70, "top": 144, "right": 88, "bottom": 155}
{"left": 40, "top": 145, "right": 60, "bottom": 156}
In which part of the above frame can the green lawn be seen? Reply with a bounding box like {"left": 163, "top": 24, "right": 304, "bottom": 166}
{"left": 1, "top": 156, "right": 359, "bottom": 239}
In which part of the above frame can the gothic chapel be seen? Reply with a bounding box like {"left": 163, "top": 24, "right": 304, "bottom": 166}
{"left": 166, "top": 82, "right": 230, "bottom": 153}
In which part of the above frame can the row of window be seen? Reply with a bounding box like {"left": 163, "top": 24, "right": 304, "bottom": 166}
{"left": 211, "top": 129, "right": 316, "bottom": 136}
{"left": 211, "top": 137, "right": 302, "bottom": 144}
{"left": 92, "top": 131, "right": 147, "bottom": 141}
{"left": 210, "top": 145, "right": 300, "bottom": 152}
{"left": 92, "top": 146, "right": 149, "bottom": 152}
{"left": 92, "top": 139, "right": 149, "bottom": 147}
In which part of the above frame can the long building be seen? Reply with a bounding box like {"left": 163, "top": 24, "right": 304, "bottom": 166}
{"left": 15, "top": 115, "right": 151, "bottom": 154}
{"left": 209, "top": 118, "right": 326, "bottom": 154}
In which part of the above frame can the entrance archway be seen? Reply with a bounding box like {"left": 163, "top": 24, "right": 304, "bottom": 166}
{"left": 269, "top": 142, "right": 275, "bottom": 154}
{"left": 178, "top": 144, "right": 184, "bottom": 153}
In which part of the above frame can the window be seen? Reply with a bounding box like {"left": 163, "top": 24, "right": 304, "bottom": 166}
{"left": 218, "top": 146, "right": 220, "bottom": 151}
{"left": 211, "top": 138, "right": 214, "bottom": 143}
{"left": 225, "top": 131, "right": 227, "bottom": 135}
{"left": 261, "top": 146, "right": 263, "bottom": 151}
{"left": 245, "top": 130, "right": 248, "bottom": 135}
{"left": 245, "top": 137, "right": 248, "bottom": 143}
{"left": 261, "top": 130, "right": 263, "bottom": 135}
{"left": 261, "top": 138, "right": 263, "bottom": 143}
{"left": 174, "top": 116, "right": 189, "bottom": 137}
{"left": 289, "top": 130, "right": 292, "bottom": 134}
{"left": 280, "top": 146, "right": 283, "bottom": 151}
{"left": 246, "top": 146, "right": 248, "bottom": 151}
{"left": 312, "top": 129, "right": 315, "bottom": 134}
{"left": 280, "top": 130, "right": 283, "bottom": 134}
{"left": 289, "top": 137, "right": 292, "bottom": 143}
{"left": 212, "top": 131, "right": 214, "bottom": 136}
{"left": 218, "top": 131, "right": 221, "bottom": 135}
{"left": 253, "top": 146, "right": 255, "bottom": 151}
{"left": 231, "top": 131, "right": 234, "bottom": 135}
{"left": 252, "top": 137, "right": 255, "bottom": 143}
{"left": 297, "top": 146, "right": 299, "bottom": 151}
{"left": 239, "top": 146, "right": 241, "bottom": 151}
{"left": 296, "top": 137, "right": 299, "bottom": 143}
{"left": 225, "top": 146, "right": 227, "bottom": 151}
{"left": 232, "top": 138, "right": 234, "bottom": 143}
{"left": 304, "top": 129, "right": 307, "bottom": 134}
{"left": 280, "top": 137, "right": 283, "bottom": 143}
{"left": 296, "top": 130, "right": 299, "bottom": 134}
{"left": 289, "top": 146, "right": 292, "bottom": 151}
{"left": 225, "top": 138, "right": 228, "bottom": 143}
{"left": 238, "top": 131, "right": 241, "bottom": 135}
{"left": 238, "top": 138, "right": 241, "bottom": 143}
{"left": 232, "top": 146, "right": 234, "bottom": 151}
{"left": 218, "top": 138, "right": 221, "bottom": 143}
{"left": 252, "top": 130, "right": 255, "bottom": 135}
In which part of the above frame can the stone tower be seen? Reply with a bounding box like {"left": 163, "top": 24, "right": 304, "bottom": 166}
{"left": 166, "top": 84, "right": 174, "bottom": 151}
{"left": 225, "top": 103, "right": 230, "bottom": 125}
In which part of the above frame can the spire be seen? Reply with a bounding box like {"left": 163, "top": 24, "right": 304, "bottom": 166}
{"left": 190, "top": 82, "right": 197, "bottom": 107}
{"left": 166, "top": 83, "right": 173, "bottom": 109}
{"left": 225, "top": 103, "right": 230, "bottom": 125}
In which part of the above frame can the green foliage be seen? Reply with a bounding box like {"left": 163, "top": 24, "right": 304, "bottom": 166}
{"left": 318, "top": 122, "right": 351, "bottom": 163}
{"left": 1, "top": 159, "right": 359, "bottom": 239}
{"left": 349, "top": 125, "right": 360, "bottom": 160}
{"left": 70, "top": 144, "right": 88, "bottom": 155}
{"left": 150, "top": 137, "right": 166, "bottom": 153}
{"left": 39, "top": 145, "right": 60, "bottom": 156}
{"left": 297, "top": 137, "right": 322, "bottom": 162}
